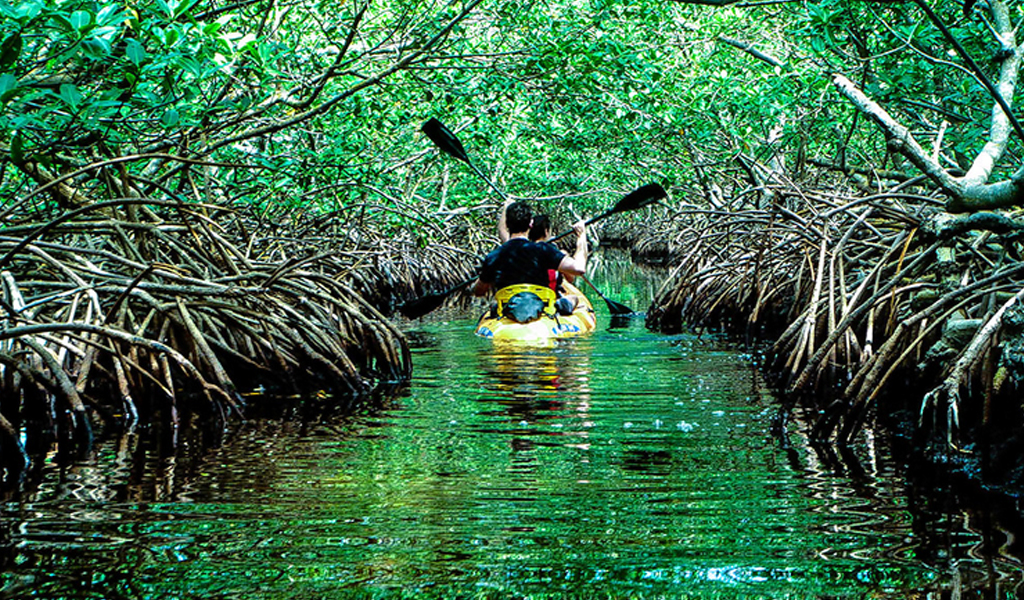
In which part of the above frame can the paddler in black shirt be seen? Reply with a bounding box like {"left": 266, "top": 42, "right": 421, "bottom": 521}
{"left": 473, "top": 201, "right": 588, "bottom": 323}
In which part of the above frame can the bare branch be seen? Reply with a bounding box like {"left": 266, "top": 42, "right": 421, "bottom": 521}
{"left": 832, "top": 74, "right": 1024, "bottom": 213}
{"left": 718, "top": 36, "right": 785, "bottom": 69}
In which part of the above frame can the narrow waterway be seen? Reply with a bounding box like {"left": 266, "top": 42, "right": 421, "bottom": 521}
{"left": 1, "top": 255, "right": 1021, "bottom": 598}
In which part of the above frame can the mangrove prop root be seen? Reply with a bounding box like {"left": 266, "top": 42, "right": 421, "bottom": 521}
{"left": 644, "top": 173, "right": 1024, "bottom": 448}
{"left": 0, "top": 197, "right": 474, "bottom": 471}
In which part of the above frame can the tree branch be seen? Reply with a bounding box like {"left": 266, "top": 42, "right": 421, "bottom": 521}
{"left": 928, "top": 211, "right": 1024, "bottom": 240}
{"left": 718, "top": 36, "right": 785, "bottom": 68}
{"left": 142, "top": 0, "right": 485, "bottom": 167}
{"left": 831, "top": 74, "right": 958, "bottom": 192}
{"left": 832, "top": 74, "right": 1024, "bottom": 213}
{"left": 910, "top": 0, "right": 1024, "bottom": 148}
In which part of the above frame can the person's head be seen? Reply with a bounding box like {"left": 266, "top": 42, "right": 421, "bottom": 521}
{"left": 529, "top": 214, "right": 551, "bottom": 241}
{"left": 505, "top": 201, "right": 533, "bottom": 235}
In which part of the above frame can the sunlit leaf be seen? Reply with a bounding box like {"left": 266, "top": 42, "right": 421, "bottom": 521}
{"left": 16, "top": 0, "right": 42, "bottom": 22}
{"left": 96, "top": 3, "right": 124, "bottom": 26}
{"left": 236, "top": 33, "right": 257, "bottom": 52}
{"left": 58, "top": 83, "right": 82, "bottom": 110}
{"left": 70, "top": 9, "right": 92, "bottom": 32}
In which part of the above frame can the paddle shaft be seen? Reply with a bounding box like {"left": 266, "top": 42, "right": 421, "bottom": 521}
{"left": 579, "top": 275, "right": 633, "bottom": 316}
{"left": 422, "top": 118, "right": 509, "bottom": 203}
{"left": 548, "top": 205, "right": 620, "bottom": 243}
{"left": 466, "top": 161, "right": 508, "bottom": 203}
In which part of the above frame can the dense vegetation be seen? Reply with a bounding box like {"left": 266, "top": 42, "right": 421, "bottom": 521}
{"left": 643, "top": 0, "right": 1024, "bottom": 495}
{"left": 3, "top": 0, "right": 1024, "bottom": 492}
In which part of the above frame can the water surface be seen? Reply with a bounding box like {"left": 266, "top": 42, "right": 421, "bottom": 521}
{"left": 1, "top": 264, "right": 1022, "bottom": 598}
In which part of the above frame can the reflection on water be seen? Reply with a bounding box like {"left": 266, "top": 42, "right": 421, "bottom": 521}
{"left": 0, "top": 254, "right": 1022, "bottom": 598}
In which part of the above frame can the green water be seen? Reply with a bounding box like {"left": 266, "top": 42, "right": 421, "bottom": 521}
{"left": 1, "top": 260, "right": 1021, "bottom": 598}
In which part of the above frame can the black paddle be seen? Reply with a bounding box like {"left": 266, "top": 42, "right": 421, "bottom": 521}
{"left": 547, "top": 183, "right": 666, "bottom": 242}
{"left": 579, "top": 276, "right": 634, "bottom": 316}
{"left": 398, "top": 183, "right": 667, "bottom": 319}
{"left": 422, "top": 118, "right": 508, "bottom": 202}
{"left": 417, "top": 118, "right": 658, "bottom": 317}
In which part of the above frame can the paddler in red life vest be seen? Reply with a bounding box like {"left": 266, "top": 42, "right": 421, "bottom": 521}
{"left": 527, "top": 214, "right": 584, "bottom": 316}
{"left": 473, "top": 201, "right": 588, "bottom": 324}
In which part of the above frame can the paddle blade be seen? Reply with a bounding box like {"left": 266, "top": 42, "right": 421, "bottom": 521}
{"left": 422, "top": 118, "right": 471, "bottom": 164}
{"left": 397, "top": 290, "right": 450, "bottom": 320}
{"left": 604, "top": 296, "right": 634, "bottom": 316}
{"left": 612, "top": 183, "right": 667, "bottom": 215}
{"left": 580, "top": 276, "right": 634, "bottom": 316}
{"left": 551, "top": 183, "right": 669, "bottom": 243}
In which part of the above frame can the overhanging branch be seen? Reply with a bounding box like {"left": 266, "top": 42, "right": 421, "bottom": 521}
{"left": 910, "top": 0, "right": 1024, "bottom": 144}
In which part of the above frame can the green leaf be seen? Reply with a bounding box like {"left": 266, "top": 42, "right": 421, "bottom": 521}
{"left": 161, "top": 107, "right": 179, "bottom": 127}
{"left": 16, "top": 0, "right": 42, "bottom": 22}
{"left": 59, "top": 83, "right": 82, "bottom": 110}
{"left": 96, "top": 4, "right": 123, "bottom": 26}
{"left": 174, "top": 0, "right": 201, "bottom": 19}
{"left": 126, "top": 38, "right": 146, "bottom": 65}
{"left": 49, "top": 12, "right": 73, "bottom": 33}
{"left": 93, "top": 25, "right": 120, "bottom": 39}
{"left": 10, "top": 131, "right": 23, "bottom": 163}
{"left": 82, "top": 37, "right": 111, "bottom": 58}
{"left": 71, "top": 9, "right": 92, "bottom": 32}
{"left": 203, "top": 16, "right": 230, "bottom": 36}
{"left": 177, "top": 56, "right": 201, "bottom": 77}
{"left": 156, "top": 0, "right": 174, "bottom": 18}
{"left": 0, "top": 73, "right": 16, "bottom": 97}
{"left": 236, "top": 33, "right": 256, "bottom": 52}
{"left": 0, "top": 32, "right": 21, "bottom": 70}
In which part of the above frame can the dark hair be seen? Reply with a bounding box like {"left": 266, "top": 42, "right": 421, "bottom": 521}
{"left": 505, "top": 202, "right": 532, "bottom": 234}
{"left": 529, "top": 214, "right": 551, "bottom": 241}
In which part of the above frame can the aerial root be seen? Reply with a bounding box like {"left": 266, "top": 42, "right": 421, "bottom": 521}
{"left": 644, "top": 175, "right": 1024, "bottom": 447}
{"left": 0, "top": 199, "right": 431, "bottom": 466}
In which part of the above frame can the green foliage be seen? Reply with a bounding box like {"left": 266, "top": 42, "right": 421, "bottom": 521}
{"left": 783, "top": 0, "right": 1018, "bottom": 175}
{"left": 1, "top": 0, "right": 248, "bottom": 162}
{"left": 3, "top": 0, "right": 1018, "bottom": 240}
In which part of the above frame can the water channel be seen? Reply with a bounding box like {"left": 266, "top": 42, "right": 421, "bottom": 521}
{"left": 1, "top": 254, "right": 1022, "bottom": 598}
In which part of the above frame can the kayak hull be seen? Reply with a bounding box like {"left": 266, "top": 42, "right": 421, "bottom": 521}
{"left": 475, "top": 283, "right": 597, "bottom": 341}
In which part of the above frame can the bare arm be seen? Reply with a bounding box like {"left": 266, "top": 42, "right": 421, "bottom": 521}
{"left": 556, "top": 220, "right": 587, "bottom": 277}
{"left": 497, "top": 200, "right": 513, "bottom": 243}
{"left": 472, "top": 278, "right": 491, "bottom": 296}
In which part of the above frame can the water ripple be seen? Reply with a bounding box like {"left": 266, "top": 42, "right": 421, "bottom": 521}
{"left": 1, "top": 317, "right": 1020, "bottom": 597}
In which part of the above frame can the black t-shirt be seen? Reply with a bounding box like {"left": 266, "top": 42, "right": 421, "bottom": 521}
{"left": 540, "top": 241, "right": 567, "bottom": 289}
{"left": 479, "top": 238, "right": 566, "bottom": 290}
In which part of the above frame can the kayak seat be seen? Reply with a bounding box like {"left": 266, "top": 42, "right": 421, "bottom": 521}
{"left": 495, "top": 284, "right": 557, "bottom": 324}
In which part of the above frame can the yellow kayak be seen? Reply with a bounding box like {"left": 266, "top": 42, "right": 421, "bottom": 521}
{"left": 475, "top": 282, "right": 597, "bottom": 341}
